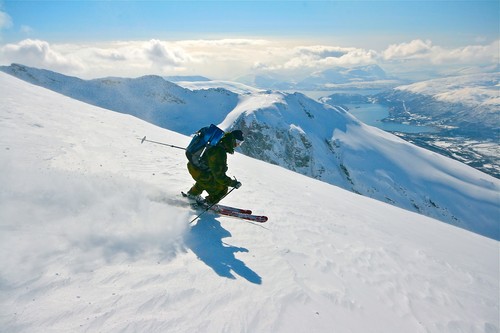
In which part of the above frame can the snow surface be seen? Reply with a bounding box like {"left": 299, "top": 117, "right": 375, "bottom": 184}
{"left": 1, "top": 73, "right": 499, "bottom": 333}
{"left": 220, "top": 89, "right": 500, "bottom": 240}
{"left": 2, "top": 64, "right": 498, "bottom": 239}
{"left": 396, "top": 73, "right": 499, "bottom": 110}
{"left": 174, "top": 79, "right": 263, "bottom": 95}
{"left": 154, "top": 73, "right": 500, "bottom": 240}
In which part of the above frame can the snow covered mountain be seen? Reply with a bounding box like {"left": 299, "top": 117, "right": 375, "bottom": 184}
{"left": 235, "top": 72, "right": 296, "bottom": 90}
{"left": 1, "top": 64, "right": 499, "bottom": 240}
{"left": 1, "top": 71, "right": 498, "bottom": 333}
{"left": 0, "top": 64, "right": 239, "bottom": 135}
{"left": 375, "top": 73, "right": 500, "bottom": 138}
{"left": 320, "top": 73, "right": 500, "bottom": 179}
{"left": 235, "top": 65, "right": 401, "bottom": 91}
{"left": 296, "top": 65, "right": 392, "bottom": 89}
{"left": 220, "top": 90, "right": 499, "bottom": 240}
{"left": 163, "top": 75, "right": 211, "bottom": 82}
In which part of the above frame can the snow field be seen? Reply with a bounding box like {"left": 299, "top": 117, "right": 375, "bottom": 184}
{"left": 0, "top": 73, "right": 498, "bottom": 333}
{"left": 2, "top": 65, "right": 498, "bottom": 239}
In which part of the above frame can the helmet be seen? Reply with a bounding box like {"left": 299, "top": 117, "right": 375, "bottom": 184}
{"left": 232, "top": 130, "right": 244, "bottom": 141}
{"left": 220, "top": 130, "right": 244, "bottom": 154}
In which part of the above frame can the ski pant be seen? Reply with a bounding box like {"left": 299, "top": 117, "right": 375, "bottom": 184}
{"left": 187, "top": 162, "right": 228, "bottom": 204}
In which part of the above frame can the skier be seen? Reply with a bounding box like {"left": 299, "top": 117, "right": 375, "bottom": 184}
{"left": 186, "top": 129, "right": 244, "bottom": 205}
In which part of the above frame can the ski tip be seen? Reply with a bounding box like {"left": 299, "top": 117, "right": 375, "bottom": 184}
{"left": 141, "top": 136, "right": 146, "bottom": 144}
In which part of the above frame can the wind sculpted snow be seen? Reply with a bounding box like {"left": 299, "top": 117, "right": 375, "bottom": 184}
{"left": 0, "top": 72, "right": 498, "bottom": 333}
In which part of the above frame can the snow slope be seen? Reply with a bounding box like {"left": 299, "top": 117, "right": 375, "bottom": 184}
{"left": 0, "top": 63, "right": 240, "bottom": 135}
{"left": 396, "top": 73, "right": 499, "bottom": 109}
{"left": 1, "top": 64, "right": 499, "bottom": 240}
{"left": 174, "top": 79, "right": 263, "bottom": 95}
{"left": 220, "top": 90, "right": 500, "bottom": 240}
{"left": 1, "top": 73, "right": 499, "bottom": 333}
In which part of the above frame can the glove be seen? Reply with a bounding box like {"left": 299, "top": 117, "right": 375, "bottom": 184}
{"left": 232, "top": 179, "right": 242, "bottom": 189}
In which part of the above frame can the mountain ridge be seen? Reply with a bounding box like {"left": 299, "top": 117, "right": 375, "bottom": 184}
{"left": 0, "top": 63, "right": 238, "bottom": 135}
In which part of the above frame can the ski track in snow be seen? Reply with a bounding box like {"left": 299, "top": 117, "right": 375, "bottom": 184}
{"left": 0, "top": 73, "right": 498, "bottom": 333}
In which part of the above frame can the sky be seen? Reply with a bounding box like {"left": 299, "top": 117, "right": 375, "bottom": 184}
{"left": 0, "top": 1, "right": 498, "bottom": 81}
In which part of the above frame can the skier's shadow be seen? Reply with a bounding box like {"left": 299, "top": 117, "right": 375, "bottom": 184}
{"left": 185, "top": 215, "right": 262, "bottom": 285}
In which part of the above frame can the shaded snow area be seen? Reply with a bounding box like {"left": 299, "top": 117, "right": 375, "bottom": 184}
{"left": 1, "top": 73, "right": 498, "bottom": 333}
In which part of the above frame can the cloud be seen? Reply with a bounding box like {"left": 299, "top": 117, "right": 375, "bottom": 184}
{"left": 0, "top": 9, "right": 12, "bottom": 41}
{"left": 62, "top": 40, "right": 196, "bottom": 77}
{"left": 93, "top": 48, "right": 127, "bottom": 61}
{"left": 177, "top": 38, "right": 270, "bottom": 48}
{"left": 432, "top": 41, "right": 499, "bottom": 65}
{"left": 294, "top": 45, "right": 349, "bottom": 59}
{"left": 382, "top": 39, "right": 499, "bottom": 66}
{"left": 144, "top": 39, "right": 193, "bottom": 69}
{"left": 382, "top": 39, "right": 433, "bottom": 60}
{"left": 0, "top": 39, "right": 83, "bottom": 72}
{"left": 20, "top": 25, "right": 34, "bottom": 35}
{"left": 0, "top": 37, "right": 497, "bottom": 81}
{"left": 256, "top": 45, "right": 377, "bottom": 75}
{"left": 0, "top": 10, "right": 12, "bottom": 30}
{"left": 0, "top": 39, "right": 195, "bottom": 77}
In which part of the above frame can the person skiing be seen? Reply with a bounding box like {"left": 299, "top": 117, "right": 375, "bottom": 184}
{"left": 186, "top": 129, "right": 244, "bottom": 205}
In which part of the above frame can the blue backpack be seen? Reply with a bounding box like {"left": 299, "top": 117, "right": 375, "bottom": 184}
{"left": 186, "top": 124, "right": 225, "bottom": 170}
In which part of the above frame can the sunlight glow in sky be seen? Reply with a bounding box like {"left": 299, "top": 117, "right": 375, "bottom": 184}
{"left": 0, "top": 1, "right": 498, "bottom": 80}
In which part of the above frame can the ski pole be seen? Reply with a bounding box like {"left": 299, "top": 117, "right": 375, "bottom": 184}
{"left": 189, "top": 187, "right": 237, "bottom": 224}
{"left": 139, "top": 136, "right": 186, "bottom": 150}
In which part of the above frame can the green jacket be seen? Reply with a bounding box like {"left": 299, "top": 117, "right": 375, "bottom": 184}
{"left": 204, "top": 145, "right": 234, "bottom": 186}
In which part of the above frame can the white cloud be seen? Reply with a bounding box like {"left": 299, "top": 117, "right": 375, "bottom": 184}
{"left": 144, "top": 39, "right": 193, "bottom": 69}
{"left": 0, "top": 9, "right": 12, "bottom": 41}
{"left": 20, "top": 25, "right": 34, "bottom": 35}
{"left": 255, "top": 45, "right": 377, "bottom": 76}
{"left": 382, "top": 39, "right": 499, "bottom": 66}
{"left": 0, "top": 10, "right": 12, "bottom": 30}
{"left": 383, "top": 39, "right": 433, "bottom": 60}
{"left": 431, "top": 41, "right": 499, "bottom": 65}
{"left": 0, "top": 39, "right": 84, "bottom": 72}
{"left": 177, "top": 38, "right": 270, "bottom": 48}
{"left": 0, "top": 38, "right": 497, "bottom": 81}
{"left": 93, "top": 48, "right": 127, "bottom": 61}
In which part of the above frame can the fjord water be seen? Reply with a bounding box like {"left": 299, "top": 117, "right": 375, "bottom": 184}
{"left": 346, "top": 103, "right": 437, "bottom": 133}
{"left": 298, "top": 90, "right": 436, "bottom": 134}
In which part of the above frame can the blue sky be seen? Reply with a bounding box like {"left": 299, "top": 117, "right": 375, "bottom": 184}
{"left": 3, "top": 1, "right": 498, "bottom": 46}
{"left": 0, "top": 1, "right": 498, "bottom": 80}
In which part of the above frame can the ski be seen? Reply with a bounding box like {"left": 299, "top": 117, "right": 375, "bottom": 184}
{"left": 213, "top": 207, "right": 268, "bottom": 223}
{"left": 181, "top": 192, "right": 267, "bottom": 223}
{"left": 181, "top": 192, "right": 252, "bottom": 214}
{"left": 212, "top": 204, "right": 252, "bottom": 215}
